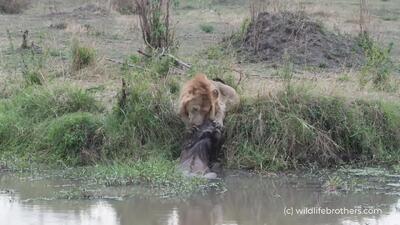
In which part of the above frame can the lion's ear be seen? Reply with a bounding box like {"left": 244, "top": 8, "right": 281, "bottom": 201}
{"left": 212, "top": 89, "right": 219, "bottom": 99}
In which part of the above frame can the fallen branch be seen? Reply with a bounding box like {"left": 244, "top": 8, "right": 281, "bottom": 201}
{"left": 137, "top": 49, "right": 192, "bottom": 69}
{"left": 105, "top": 57, "right": 144, "bottom": 69}
{"left": 165, "top": 53, "right": 192, "bottom": 69}
{"left": 137, "top": 49, "right": 151, "bottom": 58}
{"left": 236, "top": 71, "right": 330, "bottom": 81}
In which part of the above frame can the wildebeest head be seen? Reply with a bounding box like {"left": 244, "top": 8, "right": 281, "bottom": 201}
{"left": 179, "top": 120, "right": 224, "bottom": 178}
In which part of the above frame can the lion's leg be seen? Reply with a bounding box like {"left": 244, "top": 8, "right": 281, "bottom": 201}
{"left": 212, "top": 101, "right": 226, "bottom": 126}
{"left": 212, "top": 81, "right": 240, "bottom": 112}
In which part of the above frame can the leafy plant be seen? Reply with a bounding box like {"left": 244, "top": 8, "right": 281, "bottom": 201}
{"left": 358, "top": 33, "right": 394, "bottom": 90}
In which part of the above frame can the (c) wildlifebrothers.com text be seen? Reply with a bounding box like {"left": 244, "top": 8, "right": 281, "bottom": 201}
{"left": 283, "top": 206, "right": 383, "bottom": 216}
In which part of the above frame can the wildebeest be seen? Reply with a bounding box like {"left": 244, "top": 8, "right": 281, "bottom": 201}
{"left": 179, "top": 120, "right": 224, "bottom": 179}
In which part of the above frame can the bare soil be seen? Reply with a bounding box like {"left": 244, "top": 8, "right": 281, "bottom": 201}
{"left": 233, "top": 12, "right": 365, "bottom": 70}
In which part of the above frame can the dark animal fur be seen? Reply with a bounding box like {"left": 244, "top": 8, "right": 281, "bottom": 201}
{"left": 179, "top": 120, "right": 224, "bottom": 176}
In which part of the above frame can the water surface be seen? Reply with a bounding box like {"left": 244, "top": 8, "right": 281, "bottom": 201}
{"left": 1, "top": 172, "right": 399, "bottom": 225}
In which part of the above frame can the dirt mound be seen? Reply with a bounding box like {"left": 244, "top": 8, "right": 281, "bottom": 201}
{"left": 233, "top": 12, "right": 364, "bottom": 70}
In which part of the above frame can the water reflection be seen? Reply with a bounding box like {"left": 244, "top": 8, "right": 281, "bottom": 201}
{"left": 0, "top": 196, "right": 118, "bottom": 225}
{"left": 0, "top": 173, "right": 399, "bottom": 225}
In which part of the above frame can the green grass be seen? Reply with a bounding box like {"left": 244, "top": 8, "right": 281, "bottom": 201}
{"left": 224, "top": 88, "right": 400, "bottom": 170}
{"left": 43, "top": 112, "right": 104, "bottom": 165}
{"left": 71, "top": 40, "right": 96, "bottom": 71}
{"left": 0, "top": 85, "right": 103, "bottom": 166}
{"left": 56, "top": 157, "right": 223, "bottom": 199}
{"left": 9, "top": 85, "right": 101, "bottom": 123}
{"left": 2, "top": 72, "right": 399, "bottom": 171}
{"left": 102, "top": 71, "right": 184, "bottom": 160}
{"left": 72, "top": 158, "right": 215, "bottom": 198}
{"left": 200, "top": 24, "right": 215, "bottom": 33}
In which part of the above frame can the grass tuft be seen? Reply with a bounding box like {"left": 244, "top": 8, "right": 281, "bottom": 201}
{"left": 71, "top": 40, "right": 96, "bottom": 71}
{"left": 200, "top": 24, "right": 215, "bottom": 33}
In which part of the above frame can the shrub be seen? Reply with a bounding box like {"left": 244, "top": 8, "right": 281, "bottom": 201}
{"left": 134, "top": 0, "right": 176, "bottom": 50}
{"left": 71, "top": 41, "right": 96, "bottom": 71}
{"left": 0, "top": 0, "right": 30, "bottom": 14}
{"left": 358, "top": 33, "right": 394, "bottom": 89}
{"left": 200, "top": 24, "right": 214, "bottom": 33}
{"left": 44, "top": 112, "right": 104, "bottom": 165}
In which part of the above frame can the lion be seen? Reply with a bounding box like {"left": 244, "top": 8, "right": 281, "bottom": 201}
{"left": 178, "top": 74, "right": 239, "bottom": 127}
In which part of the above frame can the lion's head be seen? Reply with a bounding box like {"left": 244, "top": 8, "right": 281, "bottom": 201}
{"left": 179, "top": 74, "right": 219, "bottom": 127}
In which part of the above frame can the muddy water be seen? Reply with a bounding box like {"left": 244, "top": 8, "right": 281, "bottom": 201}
{"left": 1, "top": 172, "right": 399, "bottom": 225}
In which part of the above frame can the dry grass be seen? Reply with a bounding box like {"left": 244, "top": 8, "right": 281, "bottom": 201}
{"left": 112, "top": 0, "right": 135, "bottom": 14}
{"left": 243, "top": 75, "right": 399, "bottom": 101}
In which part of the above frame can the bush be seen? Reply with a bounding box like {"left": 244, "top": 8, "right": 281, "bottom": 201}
{"left": 0, "top": 0, "right": 30, "bottom": 14}
{"left": 44, "top": 112, "right": 104, "bottom": 165}
{"left": 200, "top": 24, "right": 214, "bottom": 33}
{"left": 135, "top": 0, "right": 176, "bottom": 50}
{"left": 71, "top": 41, "right": 96, "bottom": 71}
{"left": 358, "top": 33, "right": 395, "bottom": 89}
